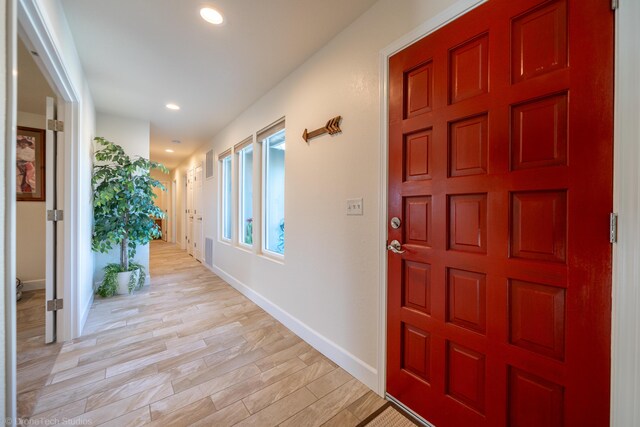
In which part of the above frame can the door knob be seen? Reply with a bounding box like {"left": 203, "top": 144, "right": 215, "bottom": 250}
{"left": 387, "top": 240, "right": 405, "bottom": 254}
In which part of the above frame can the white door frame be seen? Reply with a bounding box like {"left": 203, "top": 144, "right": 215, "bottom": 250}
{"left": 610, "top": 1, "right": 640, "bottom": 425}
{"left": 2, "top": 0, "right": 17, "bottom": 422}
{"left": 158, "top": 180, "right": 168, "bottom": 241}
{"left": 18, "top": 0, "right": 81, "bottom": 342}
{"left": 377, "top": 1, "right": 640, "bottom": 426}
{"left": 44, "top": 96, "right": 63, "bottom": 343}
{"left": 171, "top": 179, "right": 177, "bottom": 243}
{"left": 194, "top": 162, "right": 203, "bottom": 261}
{"left": 182, "top": 173, "right": 187, "bottom": 250}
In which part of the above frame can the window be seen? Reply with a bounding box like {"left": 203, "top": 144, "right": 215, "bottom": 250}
{"left": 220, "top": 152, "right": 232, "bottom": 241}
{"left": 261, "top": 126, "right": 285, "bottom": 255}
{"left": 237, "top": 141, "right": 253, "bottom": 246}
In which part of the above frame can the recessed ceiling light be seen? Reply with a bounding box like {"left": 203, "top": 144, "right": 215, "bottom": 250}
{"left": 171, "top": 140, "right": 181, "bottom": 144}
{"left": 165, "top": 149, "right": 175, "bottom": 153}
{"left": 166, "top": 103, "right": 180, "bottom": 110}
{"left": 200, "top": 7, "right": 224, "bottom": 25}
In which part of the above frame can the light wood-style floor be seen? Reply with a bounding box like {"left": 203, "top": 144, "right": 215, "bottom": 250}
{"left": 18, "top": 241, "right": 384, "bottom": 426}
{"left": 17, "top": 289, "right": 63, "bottom": 419}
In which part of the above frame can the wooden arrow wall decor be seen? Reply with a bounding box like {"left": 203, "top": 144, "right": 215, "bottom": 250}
{"left": 302, "top": 116, "right": 342, "bottom": 142}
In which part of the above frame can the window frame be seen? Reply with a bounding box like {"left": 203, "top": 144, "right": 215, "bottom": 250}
{"left": 260, "top": 125, "right": 286, "bottom": 259}
{"left": 218, "top": 149, "right": 233, "bottom": 243}
{"left": 235, "top": 137, "right": 254, "bottom": 249}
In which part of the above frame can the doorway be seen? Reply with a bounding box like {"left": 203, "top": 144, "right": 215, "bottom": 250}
{"left": 385, "top": 0, "right": 614, "bottom": 425}
{"left": 152, "top": 174, "right": 169, "bottom": 242}
{"left": 182, "top": 172, "right": 188, "bottom": 250}
{"left": 171, "top": 179, "right": 177, "bottom": 243}
{"left": 193, "top": 162, "right": 203, "bottom": 262}
{"left": 187, "top": 169, "right": 194, "bottom": 255}
{"left": 14, "top": 36, "right": 63, "bottom": 419}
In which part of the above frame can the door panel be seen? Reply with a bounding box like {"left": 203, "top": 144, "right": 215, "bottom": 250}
{"left": 45, "top": 97, "right": 55, "bottom": 343}
{"left": 187, "top": 169, "right": 194, "bottom": 255}
{"left": 194, "top": 165, "right": 203, "bottom": 261}
{"left": 387, "top": 1, "right": 613, "bottom": 426}
{"left": 44, "top": 97, "right": 64, "bottom": 343}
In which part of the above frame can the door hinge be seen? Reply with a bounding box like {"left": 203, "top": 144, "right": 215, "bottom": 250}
{"left": 611, "top": 0, "right": 618, "bottom": 10}
{"left": 47, "top": 299, "right": 63, "bottom": 312}
{"left": 47, "top": 210, "right": 64, "bottom": 221}
{"left": 47, "top": 119, "right": 65, "bottom": 132}
{"left": 610, "top": 213, "right": 618, "bottom": 243}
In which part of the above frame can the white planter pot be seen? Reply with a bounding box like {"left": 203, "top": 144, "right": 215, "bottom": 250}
{"left": 116, "top": 269, "right": 140, "bottom": 295}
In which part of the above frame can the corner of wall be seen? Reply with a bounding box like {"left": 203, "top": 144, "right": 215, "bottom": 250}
{"left": 79, "top": 291, "right": 94, "bottom": 336}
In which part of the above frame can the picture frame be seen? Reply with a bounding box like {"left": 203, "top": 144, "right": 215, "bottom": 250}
{"left": 16, "top": 126, "right": 46, "bottom": 201}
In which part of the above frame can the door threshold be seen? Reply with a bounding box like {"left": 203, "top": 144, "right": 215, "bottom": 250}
{"left": 385, "top": 394, "right": 435, "bottom": 427}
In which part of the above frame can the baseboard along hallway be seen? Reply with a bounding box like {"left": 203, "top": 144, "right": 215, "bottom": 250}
{"left": 17, "top": 241, "right": 385, "bottom": 426}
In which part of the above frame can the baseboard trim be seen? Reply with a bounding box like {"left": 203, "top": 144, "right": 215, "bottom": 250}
{"left": 79, "top": 292, "right": 94, "bottom": 336}
{"left": 207, "top": 263, "right": 379, "bottom": 392}
{"left": 20, "top": 279, "right": 45, "bottom": 291}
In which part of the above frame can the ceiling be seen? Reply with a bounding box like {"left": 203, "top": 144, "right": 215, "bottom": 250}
{"left": 60, "top": 0, "right": 379, "bottom": 169}
{"left": 17, "top": 38, "right": 55, "bottom": 115}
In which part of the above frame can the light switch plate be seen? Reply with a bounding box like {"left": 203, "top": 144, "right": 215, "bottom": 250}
{"left": 347, "top": 198, "right": 363, "bottom": 215}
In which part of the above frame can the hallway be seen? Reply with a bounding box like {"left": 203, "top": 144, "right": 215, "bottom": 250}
{"left": 22, "top": 241, "right": 384, "bottom": 426}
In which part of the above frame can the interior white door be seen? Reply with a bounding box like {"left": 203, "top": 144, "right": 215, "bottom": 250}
{"left": 182, "top": 175, "right": 187, "bottom": 249}
{"left": 187, "top": 169, "right": 194, "bottom": 255}
{"left": 44, "top": 96, "right": 63, "bottom": 343}
{"left": 171, "top": 180, "right": 177, "bottom": 243}
{"left": 194, "top": 164, "right": 203, "bottom": 261}
{"left": 158, "top": 180, "right": 168, "bottom": 241}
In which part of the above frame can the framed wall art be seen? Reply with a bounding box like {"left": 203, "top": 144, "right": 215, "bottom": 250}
{"left": 16, "top": 126, "right": 45, "bottom": 201}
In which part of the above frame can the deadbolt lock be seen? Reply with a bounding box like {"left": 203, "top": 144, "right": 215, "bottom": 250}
{"left": 390, "top": 217, "right": 401, "bottom": 229}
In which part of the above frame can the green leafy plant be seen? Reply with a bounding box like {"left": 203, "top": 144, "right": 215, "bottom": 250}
{"left": 276, "top": 219, "right": 285, "bottom": 254}
{"left": 245, "top": 218, "right": 253, "bottom": 245}
{"left": 96, "top": 262, "right": 147, "bottom": 297}
{"left": 92, "top": 137, "right": 167, "bottom": 295}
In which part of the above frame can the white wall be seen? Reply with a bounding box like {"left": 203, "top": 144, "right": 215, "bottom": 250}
{"left": 2, "top": 0, "right": 16, "bottom": 421}
{"left": 173, "top": 0, "right": 459, "bottom": 390}
{"left": 93, "top": 113, "right": 150, "bottom": 282}
{"left": 77, "top": 79, "right": 95, "bottom": 332}
{"left": 15, "top": 111, "right": 45, "bottom": 288}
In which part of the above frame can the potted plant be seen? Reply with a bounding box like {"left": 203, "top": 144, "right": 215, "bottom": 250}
{"left": 91, "top": 137, "right": 168, "bottom": 296}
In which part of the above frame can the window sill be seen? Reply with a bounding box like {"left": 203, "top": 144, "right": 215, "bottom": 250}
{"left": 236, "top": 244, "right": 253, "bottom": 254}
{"left": 259, "top": 252, "right": 285, "bottom": 265}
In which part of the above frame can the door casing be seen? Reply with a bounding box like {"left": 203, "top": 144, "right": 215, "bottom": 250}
{"left": 44, "top": 96, "right": 64, "bottom": 343}
{"left": 182, "top": 173, "right": 187, "bottom": 249}
{"left": 18, "top": 1, "right": 83, "bottom": 341}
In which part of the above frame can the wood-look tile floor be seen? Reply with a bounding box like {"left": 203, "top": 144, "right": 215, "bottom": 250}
{"left": 20, "top": 241, "right": 384, "bottom": 426}
{"left": 17, "top": 289, "right": 64, "bottom": 419}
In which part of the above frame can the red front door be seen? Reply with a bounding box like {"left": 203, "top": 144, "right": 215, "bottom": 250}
{"left": 386, "top": 1, "right": 614, "bottom": 425}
